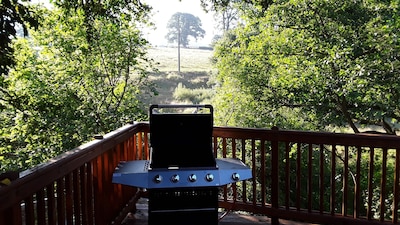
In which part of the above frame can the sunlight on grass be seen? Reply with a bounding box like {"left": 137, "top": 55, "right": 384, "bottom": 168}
{"left": 148, "top": 47, "right": 215, "bottom": 72}
{"left": 145, "top": 47, "right": 216, "bottom": 105}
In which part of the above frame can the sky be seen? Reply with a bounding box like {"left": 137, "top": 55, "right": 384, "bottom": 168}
{"left": 143, "top": 0, "right": 217, "bottom": 47}
{"left": 32, "top": 0, "right": 216, "bottom": 47}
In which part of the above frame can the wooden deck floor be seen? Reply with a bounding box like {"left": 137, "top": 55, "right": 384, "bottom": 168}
{"left": 122, "top": 198, "right": 320, "bottom": 225}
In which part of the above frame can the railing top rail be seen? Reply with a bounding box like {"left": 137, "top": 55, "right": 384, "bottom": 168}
{"left": 0, "top": 122, "right": 149, "bottom": 211}
{"left": 213, "top": 126, "right": 400, "bottom": 148}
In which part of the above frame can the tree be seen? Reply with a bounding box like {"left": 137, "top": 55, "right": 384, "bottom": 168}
{"left": 51, "top": 0, "right": 152, "bottom": 45}
{"left": 0, "top": 1, "right": 157, "bottom": 172}
{"left": 0, "top": 0, "right": 41, "bottom": 126}
{"left": 211, "top": 0, "right": 400, "bottom": 134}
{"left": 200, "top": 0, "right": 274, "bottom": 13}
{"left": 209, "top": 1, "right": 400, "bottom": 216}
{"left": 207, "top": 0, "right": 400, "bottom": 217}
{"left": 165, "top": 12, "right": 206, "bottom": 48}
{"left": 0, "top": 0, "right": 40, "bottom": 78}
{"left": 202, "top": 0, "right": 240, "bottom": 34}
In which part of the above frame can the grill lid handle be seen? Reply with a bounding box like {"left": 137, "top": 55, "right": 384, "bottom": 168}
{"left": 150, "top": 104, "right": 213, "bottom": 114}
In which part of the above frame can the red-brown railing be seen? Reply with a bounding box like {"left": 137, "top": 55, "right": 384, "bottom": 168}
{"left": 1, "top": 122, "right": 400, "bottom": 225}
{"left": 214, "top": 126, "right": 400, "bottom": 225}
{"left": 0, "top": 123, "right": 149, "bottom": 225}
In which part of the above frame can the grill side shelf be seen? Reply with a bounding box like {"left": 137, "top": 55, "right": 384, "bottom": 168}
{"left": 112, "top": 160, "right": 150, "bottom": 188}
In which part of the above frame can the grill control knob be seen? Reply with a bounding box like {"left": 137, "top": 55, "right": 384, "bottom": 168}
{"left": 188, "top": 174, "right": 197, "bottom": 182}
{"left": 171, "top": 174, "right": 180, "bottom": 183}
{"left": 232, "top": 173, "right": 240, "bottom": 181}
{"left": 205, "top": 173, "right": 214, "bottom": 182}
{"left": 154, "top": 175, "right": 162, "bottom": 183}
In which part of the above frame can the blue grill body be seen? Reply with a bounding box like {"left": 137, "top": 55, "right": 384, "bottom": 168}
{"left": 112, "top": 105, "right": 252, "bottom": 225}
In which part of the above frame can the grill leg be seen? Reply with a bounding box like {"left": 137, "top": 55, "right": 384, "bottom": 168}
{"left": 271, "top": 217, "right": 280, "bottom": 225}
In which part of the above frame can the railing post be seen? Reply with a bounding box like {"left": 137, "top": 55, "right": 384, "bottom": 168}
{"left": 0, "top": 204, "right": 22, "bottom": 225}
{"left": 271, "top": 126, "right": 279, "bottom": 225}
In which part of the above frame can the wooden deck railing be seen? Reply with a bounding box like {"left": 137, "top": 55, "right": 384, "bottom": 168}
{"left": 0, "top": 123, "right": 150, "bottom": 225}
{"left": 214, "top": 126, "right": 400, "bottom": 225}
{"left": 1, "top": 122, "right": 400, "bottom": 225}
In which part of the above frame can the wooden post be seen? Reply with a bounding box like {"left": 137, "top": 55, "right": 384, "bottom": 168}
{"left": 271, "top": 126, "right": 280, "bottom": 225}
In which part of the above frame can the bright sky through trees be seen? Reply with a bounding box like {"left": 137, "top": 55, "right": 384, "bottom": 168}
{"left": 31, "top": 0, "right": 216, "bottom": 46}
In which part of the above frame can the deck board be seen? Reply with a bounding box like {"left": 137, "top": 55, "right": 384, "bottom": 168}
{"left": 122, "top": 198, "right": 319, "bottom": 225}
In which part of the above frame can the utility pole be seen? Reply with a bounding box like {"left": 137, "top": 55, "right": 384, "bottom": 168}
{"left": 177, "top": 15, "right": 181, "bottom": 74}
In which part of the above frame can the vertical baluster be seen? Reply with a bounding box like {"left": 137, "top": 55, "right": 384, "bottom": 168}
{"left": 222, "top": 137, "right": 227, "bottom": 157}
{"left": 86, "top": 163, "right": 94, "bottom": 225}
{"left": 379, "top": 148, "right": 387, "bottom": 222}
{"left": 137, "top": 133, "right": 143, "bottom": 160}
{"left": 241, "top": 138, "right": 248, "bottom": 203}
{"left": 252, "top": 139, "right": 257, "bottom": 206}
{"left": 56, "top": 177, "right": 66, "bottom": 225}
{"left": 296, "top": 143, "right": 301, "bottom": 210}
{"left": 367, "top": 147, "right": 374, "bottom": 220}
{"left": 330, "top": 145, "right": 336, "bottom": 216}
{"left": 80, "top": 165, "right": 88, "bottom": 225}
{"left": 47, "top": 183, "right": 56, "bottom": 225}
{"left": 65, "top": 173, "right": 74, "bottom": 225}
{"left": 122, "top": 136, "right": 128, "bottom": 161}
{"left": 222, "top": 137, "right": 228, "bottom": 201}
{"left": 213, "top": 136, "right": 218, "bottom": 158}
{"left": 232, "top": 138, "right": 237, "bottom": 158}
{"left": 231, "top": 139, "right": 238, "bottom": 202}
{"left": 285, "top": 142, "right": 290, "bottom": 210}
{"left": 73, "top": 170, "right": 81, "bottom": 224}
{"left": 133, "top": 132, "right": 138, "bottom": 159}
{"left": 110, "top": 145, "right": 118, "bottom": 221}
{"left": 144, "top": 132, "right": 149, "bottom": 160}
{"left": 354, "top": 147, "right": 361, "bottom": 219}
{"left": 342, "top": 146, "right": 349, "bottom": 216}
{"left": 113, "top": 143, "right": 123, "bottom": 210}
{"left": 319, "top": 144, "right": 324, "bottom": 214}
{"left": 392, "top": 149, "right": 400, "bottom": 223}
{"left": 25, "top": 196, "right": 35, "bottom": 225}
{"left": 37, "top": 189, "right": 46, "bottom": 225}
{"left": 308, "top": 143, "right": 312, "bottom": 212}
{"left": 107, "top": 147, "right": 118, "bottom": 221}
{"left": 261, "top": 139, "right": 266, "bottom": 207}
{"left": 132, "top": 134, "right": 137, "bottom": 160}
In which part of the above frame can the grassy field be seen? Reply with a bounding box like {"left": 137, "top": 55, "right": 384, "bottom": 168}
{"left": 148, "top": 47, "right": 215, "bottom": 72}
{"left": 145, "top": 47, "right": 216, "bottom": 105}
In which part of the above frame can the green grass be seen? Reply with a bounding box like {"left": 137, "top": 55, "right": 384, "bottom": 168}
{"left": 148, "top": 47, "right": 215, "bottom": 72}
{"left": 145, "top": 47, "right": 216, "bottom": 105}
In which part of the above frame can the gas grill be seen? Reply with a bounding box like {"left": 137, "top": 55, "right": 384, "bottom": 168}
{"left": 112, "top": 104, "right": 252, "bottom": 225}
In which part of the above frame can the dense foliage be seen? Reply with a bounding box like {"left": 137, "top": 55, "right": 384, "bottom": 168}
{"left": 0, "top": 1, "right": 157, "bottom": 172}
{"left": 205, "top": 0, "right": 400, "bottom": 219}
{"left": 210, "top": 0, "right": 400, "bottom": 133}
{"left": 0, "top": 0, "right": 40, "bottom": 78}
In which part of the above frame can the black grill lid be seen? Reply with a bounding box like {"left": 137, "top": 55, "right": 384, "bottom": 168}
{"left": 149, "top": 104, "right": 216, "bottom": 168}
